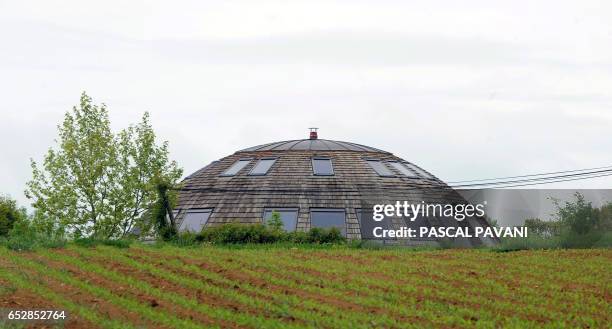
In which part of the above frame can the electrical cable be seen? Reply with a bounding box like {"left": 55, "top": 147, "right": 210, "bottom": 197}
{"left": 447, "top": 164, "right": 612, "bottom": 184}
{"left": 456, "top": 172, "right": 612, "bottom": 189}
{"left": 449, "top": 168, "right": 612, "bottom": 188}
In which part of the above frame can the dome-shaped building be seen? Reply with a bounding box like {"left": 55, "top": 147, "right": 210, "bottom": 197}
{"left": 176, "top": 130, "right": 494, "bottom": 246}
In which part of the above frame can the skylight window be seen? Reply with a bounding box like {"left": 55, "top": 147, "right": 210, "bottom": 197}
{"left": 263, "top": 208, "right": 298, "bottom": 232}
{"left": 248, "top": 158, "right": 277, "bottom": 176}
{"left": 388, "top": 162, "right": 418, "bottom": 178}
{"left": 178, "top": 209, "right": 212, "bottom": 232}
{"left": 356, "top": 208, "right": 392, "bottom": 239}
{"left": 221, "top": 159, "right": 251, "bottom": 176}
{"left": 310, "top": 209, "right": 346, "bottom": 236}
{"left": 312, "top": 158, "right": 334, "bottom": 176}
{"left": 403, "top": 163, "right": 434, "bottom": 178}
{"left": 366, "top": 160, "right": 395, "bottom": 177}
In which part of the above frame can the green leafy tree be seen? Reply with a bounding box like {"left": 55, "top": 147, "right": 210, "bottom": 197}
{"left": 553, "top": 192, "right": 598, "bottom": 235}
{"left": 0, "top": 195, "right": 27, "bottom": 236}
{"left": 110, "top": 112, "right": 182, "bottom": 237}
{"left": 25, "top": 92, "right": 182, "bottom": 239}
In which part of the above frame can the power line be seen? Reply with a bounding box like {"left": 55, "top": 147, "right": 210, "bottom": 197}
{"left": 449, "top": 169, "right": 612, "bottom": 188}
{"left": 456, "top": 172, "right": 612, "bottom": 189}
{"left": 449, "top": 168, "right": 612, "bottom": 188}
{"left": 447, "top": 164, "right": 612, "bottom": 184}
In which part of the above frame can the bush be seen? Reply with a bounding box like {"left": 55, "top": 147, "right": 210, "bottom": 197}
{"left": 266, "top": 211, "right": 284, "bottom": 231}
{"left": 198, "top": 224, "right": 282, "bottom": 244}
{"left": 289, "top": 227, "right": 346, "bottom": 244}
{"left": 159, "top": 226, "right": 178, "bottom": 242}
{"left": 172, "top": 231, "right": 200, "bottom": 247}
{"left": 560, "top": 231, "right": 607, "bottom": 249}
{"left": 0, "top": 195, "right": 27, "bottom": 237}
{"left": 1, "top": 218, "right": 66, "bottom": 251}
{"left": 194, "top": 223, "right": 346, "bottom": 245}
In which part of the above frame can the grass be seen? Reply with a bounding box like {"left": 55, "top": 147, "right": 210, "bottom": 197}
{"left": 0, "top": 244, "right": 610, "bottom": 328}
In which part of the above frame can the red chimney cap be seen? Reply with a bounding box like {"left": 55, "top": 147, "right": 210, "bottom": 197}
{"left": 309, "top": 127, "right": 318, "bottom": 140}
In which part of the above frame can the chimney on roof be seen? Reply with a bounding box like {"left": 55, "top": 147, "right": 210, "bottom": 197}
{"left": 309, "top": 127, "right": 318, "bottom": 140}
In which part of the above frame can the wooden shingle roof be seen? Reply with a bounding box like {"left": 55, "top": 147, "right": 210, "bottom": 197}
{"left": 177, "top": 138, "right": 494, "bottom": 246}
{"left": 238, "top": 139, "right": 390, "bottom": 153}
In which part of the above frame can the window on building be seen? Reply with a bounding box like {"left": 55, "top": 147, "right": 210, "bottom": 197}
{"left": 388, "top": 161, "right": 418, "bottom": 178}
{"left": 248, "top": 158, "right": 277, "bottom": 176}
{"left": 178, "top": 209, "right": 212, "bottom": 232}
{"left": 310, "top": 209, "right": 346, "bottom": 236}
{"left": 263, "top": 208, "right": 298, "bottom": 232}
{"left": 312, "top": 158, "right": 334, "bottom": 176}
{"left": 221, "top": 159, "right": 251, "bottom": 176}
{"left": 366, "top": 160, "right": 395, "bottom": 177}
{"left": 356, "top": 208, "right": 392, "bottom": 239}
{"left": 403, "top": 163, "right": 434, "bottom": 178}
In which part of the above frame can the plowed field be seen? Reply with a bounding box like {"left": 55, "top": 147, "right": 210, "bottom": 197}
{"left": 0, "top": 245, "right": 610, "bottom": 328}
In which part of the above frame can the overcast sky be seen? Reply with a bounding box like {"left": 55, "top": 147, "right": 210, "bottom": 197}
{"left": 1, "top": 1, "right": 611, "bottom": 208}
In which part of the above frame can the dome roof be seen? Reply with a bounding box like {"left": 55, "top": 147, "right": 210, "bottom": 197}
{"left": 238, "top": 139, "right": 390, "bottom": 153}
{"left": 176, "top": 133, "right": 496, "bottom": 247}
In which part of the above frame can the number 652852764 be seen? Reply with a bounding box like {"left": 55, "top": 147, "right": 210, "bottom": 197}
{"left": 5, "top": 309, "right": 67, "bottom": 321}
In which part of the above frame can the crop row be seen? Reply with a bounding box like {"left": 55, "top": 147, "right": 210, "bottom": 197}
{"left": 131, "top": 245, "right": 610, "bottom": 328}
{"left": 0, "top": 246, "right": 609, "bottom": 329}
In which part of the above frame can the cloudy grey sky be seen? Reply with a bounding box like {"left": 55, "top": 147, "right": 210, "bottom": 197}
{"left": 1, "top": 1, "right": 611, "bottom": 208}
